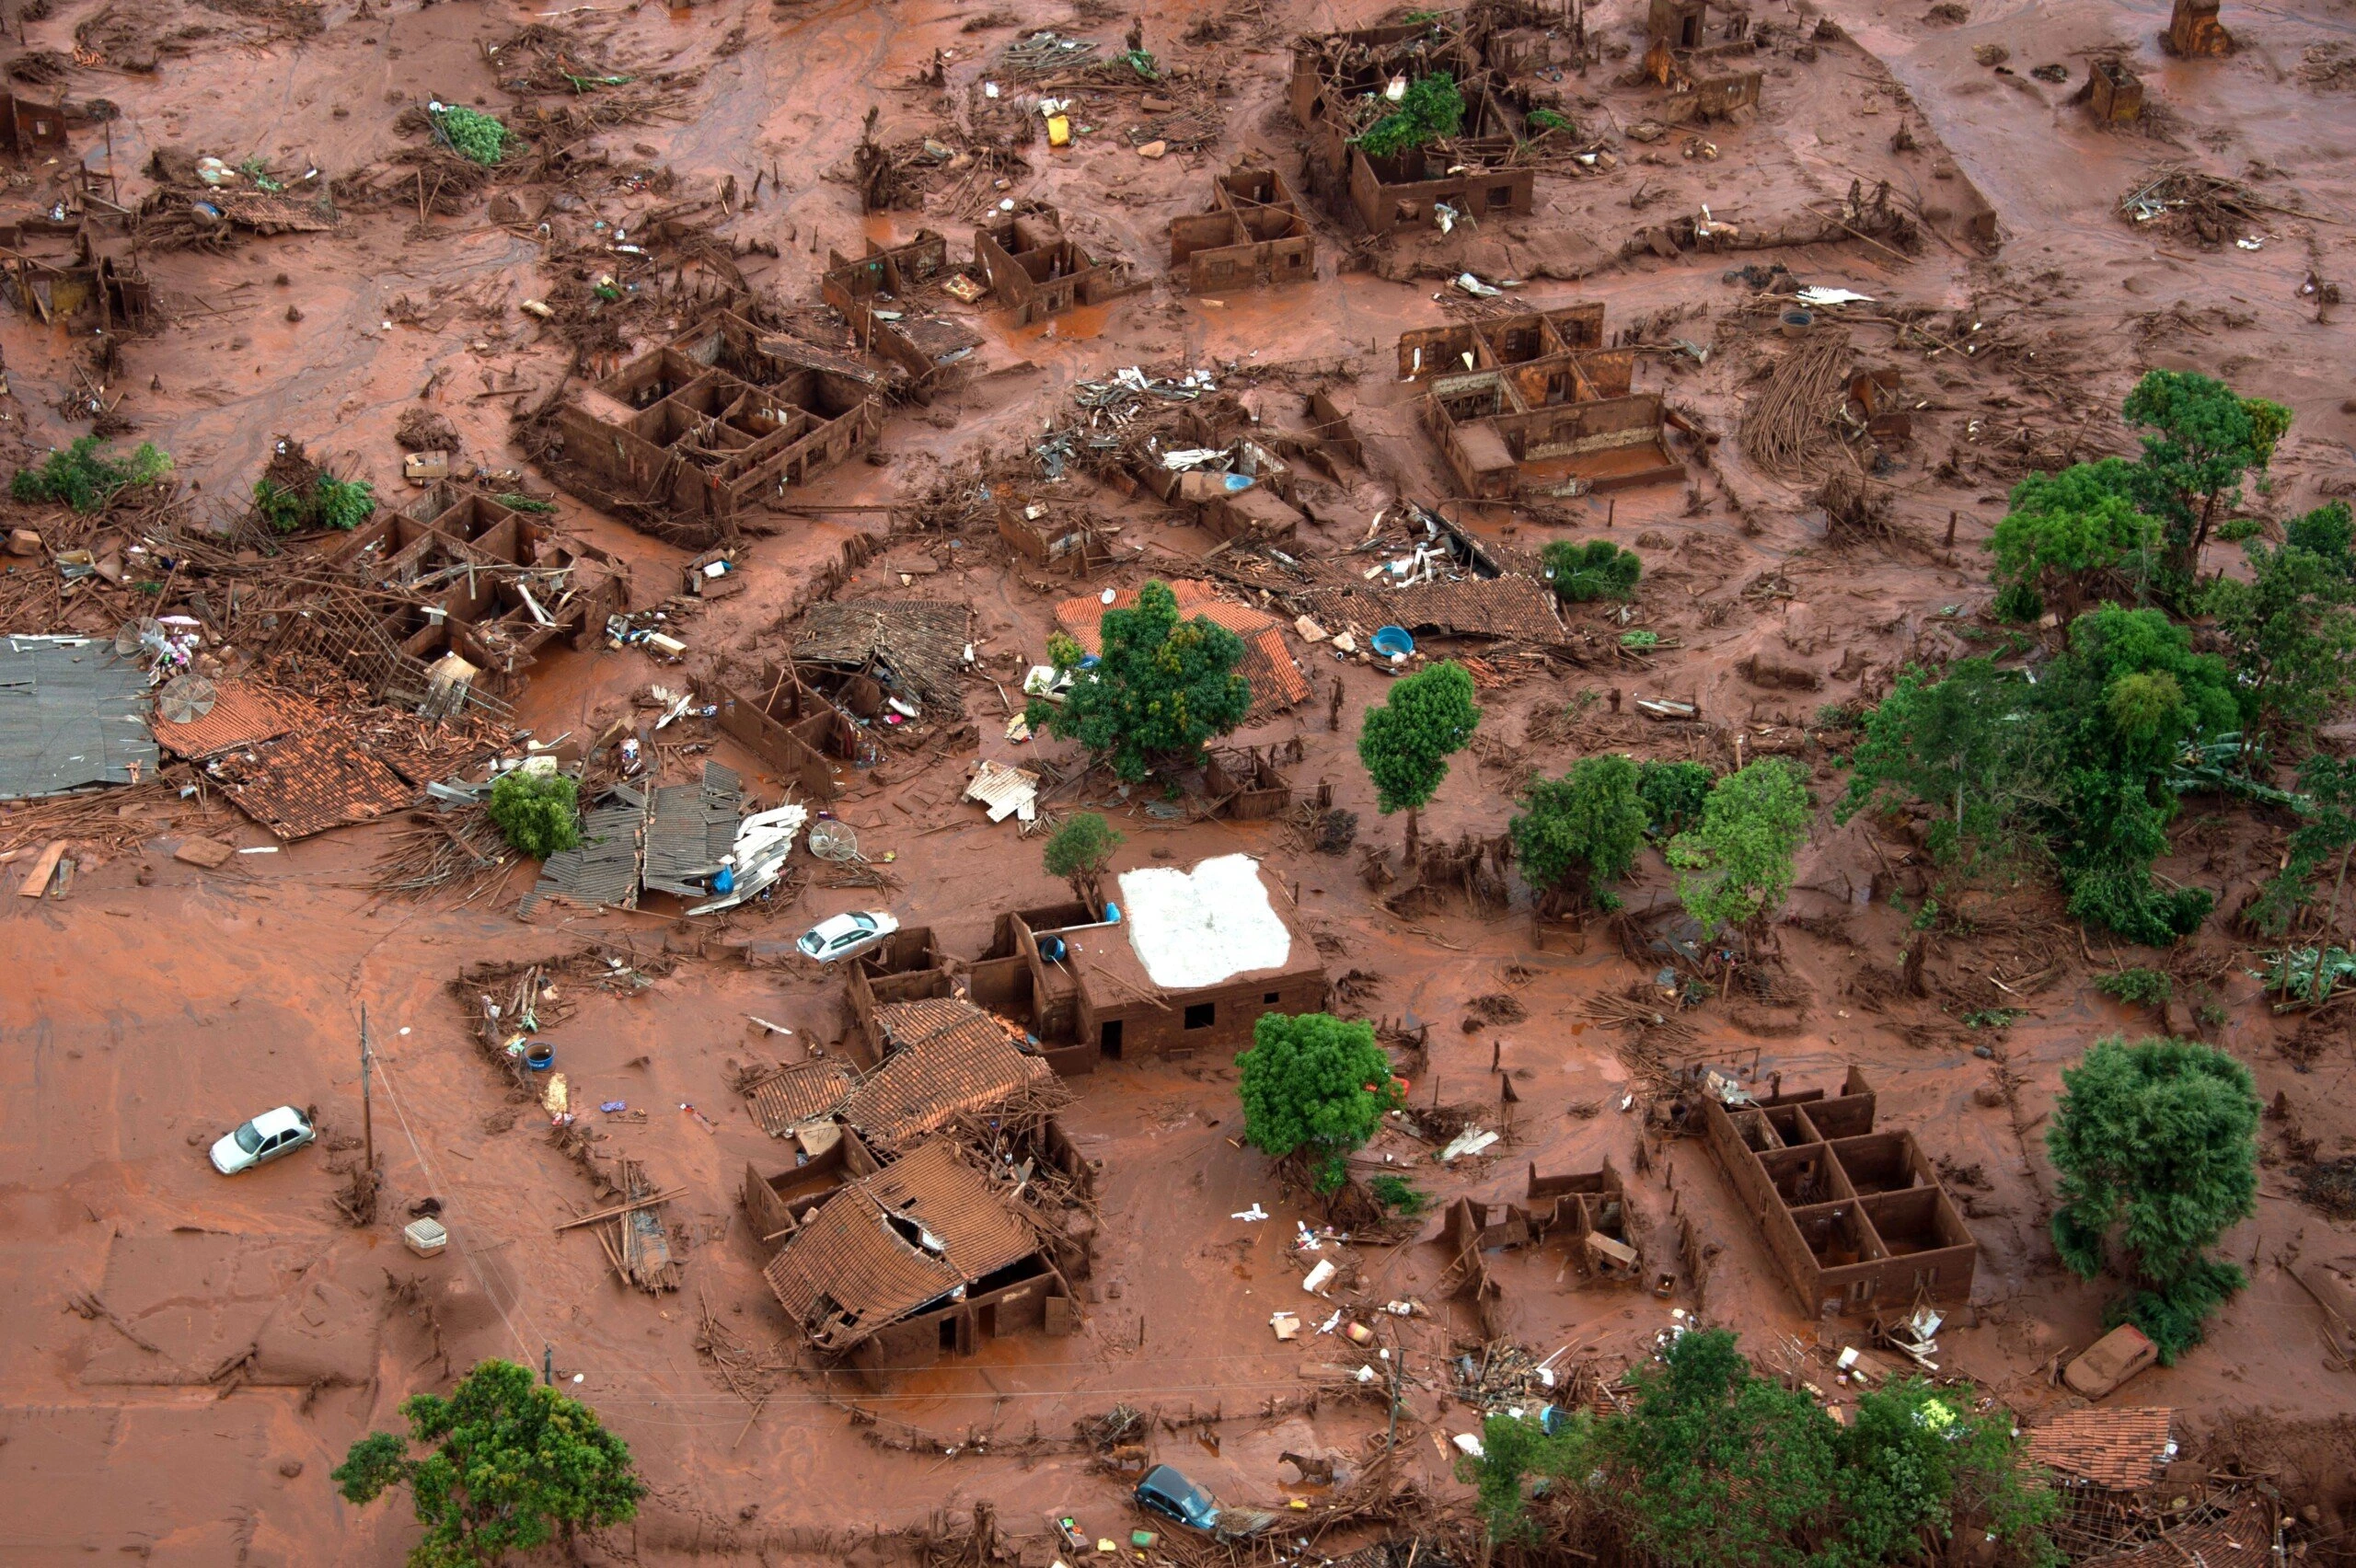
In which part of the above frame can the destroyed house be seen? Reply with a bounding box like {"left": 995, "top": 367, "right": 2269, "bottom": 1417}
{"left": 1288, "top": 21, "right": 1537, "bottom": 236}
{"left": 1129, "top": 409, "right": 1307, "bottom": 548}
{"left": 1438, "top": 1159, "right": 1642, "bottom": 1282}
{"left": 546, "top": 313, "right": 881, "bottom": 536}
{"left": 699, "top": 661, "right": 856, "bottom": 801}
{"left": 819, "top": 231, "right": 983, "bottom": 397}
{"left": 328, "top": 485, "right": 627, "bottom": 699}
{"left": 761, "top": 1137, "right": 1068, "bottom": 1366}
{"left": 972, "top": 205, "right": 1137, "bottom": 327}
{"left": 1641, "top": 0, "right": 1762, "bottom": 122}
{"left": 1008, "top": 853, "right": 1328, "bottom": 1063}
{"left": 1054, "top": 581, "right": 1310, "bottom": 721}
{"left": 1168, "top": 167, "right": 1316, "bottom": 293}
{"left": 0, "top": 90, "right": 68, "bottom": 156}
{"left": 743, "top": 1123, "right": 883, "bottom": 1250}
{"left": 2027, "top": 1409, "right": 2177, "bottom": 1494}
{"left": 1398, "top": 304, "right": 1681, "bottom": 497}
{"left": 1700, "top": 1067, "right": 1979, "bottom": 1317}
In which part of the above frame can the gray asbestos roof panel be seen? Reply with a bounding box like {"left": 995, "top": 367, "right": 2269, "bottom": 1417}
{"left": 0, "top": 636, "right": 158, "bottom": 800}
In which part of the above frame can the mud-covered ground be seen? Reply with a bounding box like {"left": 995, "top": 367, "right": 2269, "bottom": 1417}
{"left": 1, "top": 0, "right": 2354, "bottom": 1558}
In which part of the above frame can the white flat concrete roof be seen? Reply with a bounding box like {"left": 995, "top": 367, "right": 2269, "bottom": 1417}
{"left": 1115, "top": 852, "right": 1292, "bottom": 990}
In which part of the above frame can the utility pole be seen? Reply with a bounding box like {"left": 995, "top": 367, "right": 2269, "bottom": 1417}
{"left": 360, "top": 1005, "right": 375, "bottom": 1175}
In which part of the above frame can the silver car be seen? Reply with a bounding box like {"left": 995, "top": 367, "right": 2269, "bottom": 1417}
{"left": 210, "top": 1105, "right": 316, "bottom": 1175}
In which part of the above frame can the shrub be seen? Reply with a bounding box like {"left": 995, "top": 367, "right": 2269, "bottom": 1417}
{"left": 1369, "top": 1173, "right": 1429, "bottom": 1214}
{"left": 11, "top": 436, "right": 171, "bottom": 513}
{"left": 1542, "top": 538, "right": 1643, "bottom": 603}
{"left": 1042, "top": 812, "right": 1123, "bottom": 912}
{"left": 433, "top": 103, "right": 513, "bottom": 165}
{"left": 1636, "top": 759, "right": 1715, "bottom": 838}
{"left": 2094, "top": 967, "right": 2173, "bottom": 1011}
{"left": 488, "top": 770, "right": 583, "bottom": 860}
{"left": 254, "top": 471, "right": 378, "bottom": 534}
{"left": 1511, "top": 755, "right": 1647, "bottom": 904}
{"left": 1669, "top": 759, "right": 1810, "bottom": 940}
{"left": 1358, "top": 73, "right": 1462, "bottom": 159}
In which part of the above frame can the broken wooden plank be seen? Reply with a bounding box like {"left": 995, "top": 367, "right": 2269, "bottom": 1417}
{"left": 551, "top": 1187, "right": 685, "bottom": 1233}
{"left": 173, "top": 836, "right": 237, "bottom": 869}
{"left": 16, "top": 839, "right": 68, "bottom": 896}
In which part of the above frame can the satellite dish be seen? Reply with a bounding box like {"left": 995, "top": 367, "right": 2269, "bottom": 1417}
{"left": 808, "top": 819, "right": 860, "bottom": 862}
{"left": 156, "top": 674, "right": 218, "bottom": 725}
{"left": 115, "top": 619, "right": 156, "bottom": 657}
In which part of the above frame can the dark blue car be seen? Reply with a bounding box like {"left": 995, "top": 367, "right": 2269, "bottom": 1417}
{"left": 1134, "top": 1465, "right": 1219, "bottom": 1532}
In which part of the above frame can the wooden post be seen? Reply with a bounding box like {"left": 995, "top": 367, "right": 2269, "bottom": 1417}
{"left": 1606, "top": 497, "right": 1617, "bottom": 528}
{"left": 360, "top": 1005, "right": 375, "bottom": 1175}
{"left": 1944, "top": 509, "right": 1958, "bottom": 547}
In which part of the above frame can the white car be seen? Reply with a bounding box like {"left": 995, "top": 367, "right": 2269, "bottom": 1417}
{"left": 210, "top": 1106, "right": 316, "bottom": 1175}
{"left": 796, "top": 910, "right": 900, "bottom": 963}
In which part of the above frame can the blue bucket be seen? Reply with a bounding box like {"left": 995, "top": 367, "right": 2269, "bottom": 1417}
{"left": 1371, "top": 626, "right": 1415, "bottom": 659}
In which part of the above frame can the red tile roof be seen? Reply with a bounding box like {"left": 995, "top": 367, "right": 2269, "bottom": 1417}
{"left": 151, "top": 679, "right": 314, "bottom": 760}
{"left": 841, "top": 998, "right": 1052, "bottom": 1146}
{"left": 2027, "top": 1408, "right": 2174, "bottom": 1492}
{"left": 745, "top": 1059, "right": 855, "bottom": 1136}
{"left": 761, "top": 1137, "right": 1039, "bottom": 1349}
{"left": 207, "top": 728, "right": 415, "bottom": 840}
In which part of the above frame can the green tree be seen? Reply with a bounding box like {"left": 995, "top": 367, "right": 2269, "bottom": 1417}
{"left": 2047, "top": 1037, "right": 2259, "bottom": 1362}
{"left": 1637, "top": 759, "right": 1715, "bottom": 838}
{"left": 2119, "top": 369, "right": 2291, "bottom": 584}
{"left": 1542, "top": 538, "right": 1644, "bottom": 603}
{"left": 332, "top": 1358, "right": 644, "bottom": 1567}
{"left": 1042, "top": 811, "right": 1124, "bottom": 913}
{"left": 1462, "top": 1329, "right": 2058, "bottom": 1566}
{"left": 1986, "top": 458, "right": 2159, "bottom": 623}
{"left": 1024, "top": 580, "right": 1252, "bottom": 783}
{"left": 1669, "top": 759, "right": 1810, "bottom": 940}
{"left": 2038, "top": 605, "right": 2235, "bottom": 943}
{"left": 1357, "top": 659, "right": 1480, "bottom": 856}
{"left": 1838, "top": 660, "right": 2050, "bottom": 867}
{"left": 487, "top": 771, "right": 583, "bottom": 860}
{"left": 1234, "top": 1011, "right": 1399, "bottom": 1192}
{"left": 1510, "top": 754, "right": 1647, "bottom": 907}
{"left": 2202, "top": 502, "right": 2356, "bottom": 760}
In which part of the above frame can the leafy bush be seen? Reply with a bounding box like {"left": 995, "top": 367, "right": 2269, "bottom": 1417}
{"left": 1357, "top": 73, "right": 1462, "bottom": 159}
{"left": 254, "top": 471, "right": 378, "bottom": 534}
{"left": 433, "top": 103, "right": 513, "bottom": 165}
{"left": 2095, "top": 967, "right": 2173, "bottom": 1011}
{"left": 1637, "top": 759, "right": 1715, "bottom": 838}
{"left": 1235, "top": 1012, "right": 1399, "bottom": 1192}
{"left": 1369, "top": 1173, "right": 1429, "bottom": 1214}
{"left": 1024, "top": 580, "right": 1252, "bottom": 782}
{"left": 1669, "top": 759, "right": 1809, "bottom": 940}
{"left": 1511, "top": 755, "right": 1647, "bottom": 904}
{"left": 1986, "top": 458, "right": 2158, "bottom": 623}
{"left": 333, "top": 1358, "right": 642, "bottom": 1566}
{"left": 1542, "top": 538, "right": 1643, "bottom": 603}
{"left": 11, "top": 436, "right": 172, "bottom": 513}
{"left": 1526, "top": 107, "right": 1574, "bottom": 134}
{"left": 2048, "top": 1036, "right": 2258, "bottom": 1362}
{"left": 488, "top": 770, "right": 583, "bottom": 860}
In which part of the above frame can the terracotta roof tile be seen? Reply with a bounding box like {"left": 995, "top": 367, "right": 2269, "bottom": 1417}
{"left": 2027, "top": 1408, "right": 2175, "bottom": 1492}
{"left": 842, "top": 998, "right": 1051, "bottom": 1146}
{"left": 745, "top": 1059, "right": 855, "bottom": 1136}
{"left": 207, "top": 728, "right": 415, "bottom": 840}
{"left": 761, "top": 1137, "right": 1038, "bottom": 1349}
{"left": 150, "top": 679, "right": 315, "bottom": 760}
{"left": 2076, "top": 1494, "right": 2269, "bottom": 1568}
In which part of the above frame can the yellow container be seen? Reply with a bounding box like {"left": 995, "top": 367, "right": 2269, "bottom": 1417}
{"left": 1046, "top": 114, "right": 1071, "bottom": 148}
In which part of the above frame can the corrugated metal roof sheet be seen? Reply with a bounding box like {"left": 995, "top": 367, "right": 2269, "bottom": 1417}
{"left": 843, "top": 998, "right": 1050, "bottom": 1145}
{"left": 149, "top": 678, "right": 309, "bottom": 760}
{"left": 745, "top": 1058, "right": 856, "bottom": 1136}
{"left": 761, "top": 1137, "right": 1037, "bottom": 1347}
{"left": 520, "top": 787, "right": 646, "bottom": 917}
{"left": 964, "top": 759, "right": 1039, "bottom": 823}
{"left": 2027, "top": 1408, "right": 2174, "bottom": 1492}
{"left": 207, "top": 728, "right": 413, "bottom": 839}
{"left": 641, "top": 762, "right": 739, "bottom": 898}
{"left": 0, "top": 636, "right": 157, "bottom": 799}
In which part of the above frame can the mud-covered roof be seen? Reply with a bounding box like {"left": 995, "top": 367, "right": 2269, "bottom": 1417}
{"left": 842, "top": 998, "right": 1051, "bottom": 1145}
{"left": 745, "top": 1058, "right": 857, "bottom": 1136}
{"left": 761, "top": 1137, "right": 1038, "bottom": 1348}
{"left": 2026, "top": 1407, "right": 2174, "bottom": 1491}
